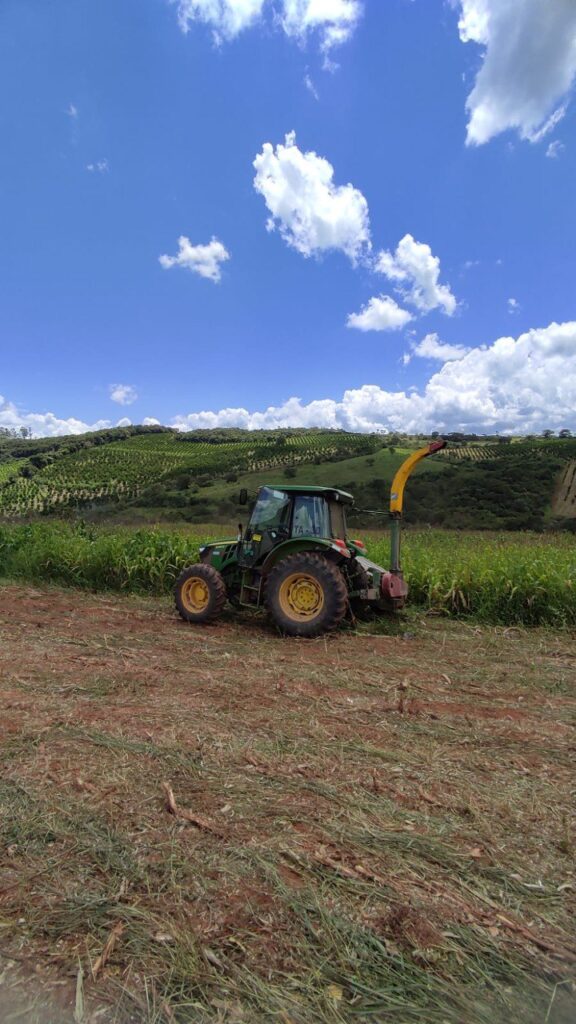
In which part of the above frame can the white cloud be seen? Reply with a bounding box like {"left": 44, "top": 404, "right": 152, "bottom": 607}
{"left": 159, "top": 236, "right": 231, "bottom": 282}
{"left": 66, "top": 104, "right": 78, "bottom": 119}
{"left": 507, "top": 297, "right": 520, "bottom": 314}
{"left": 109, "top": 384, "right": 138, "bottom": 406}
{"left": 546, "top": 140, "right": 565, "bottom": 159}
{"left": 282, "top": 0, "right": 362, "bottom": 53}
{"left": 5, "top": 323, "right": 576, "bottom": 438}
{"left": 347, "top": 295, "right": 412, "bottom": 333}
{"left": 143, "top": 417, "right": 161, "bottom": 426}
{"left": 253, "top": 131, "right": 370, "bottom": 262}
{"left": 86, "top": 159, "right": 109, "bottom": 174}
{"left": 170, "top": 0, "right": 362, "bottom": 50}
{"left": 526, "top": 105, "right": 567, "bottom": 144}
{"left": 304, "top": 72, "right": 319, "bottom": 99}
{"left": 456, "top": 0, "right": 576, "bottom": 145}
{"left": 376, "top": 234, "right": 457, "bottom": 315}
{"left": 172, "top": 321, "right": 576, "bottom": 434}
{"left": 412, "top": 333, "right": 470, "bottom": 361}
{"left": 0, "top": 396, "right": 113, "bottom": 438}
{"left": 172, "top": 0, "right": 266, "bottom": 39}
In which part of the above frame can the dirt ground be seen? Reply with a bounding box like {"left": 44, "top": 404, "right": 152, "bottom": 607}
{"left": 0, "top": 584, "right": 574, "bottom": 1023}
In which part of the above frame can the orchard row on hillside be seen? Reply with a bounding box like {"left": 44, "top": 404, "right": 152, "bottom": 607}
{"left": 0, "top": 426, "right": 575, "bottom": 529}
{"left": 0, "top": 428, "right": 378, "bottom": 517}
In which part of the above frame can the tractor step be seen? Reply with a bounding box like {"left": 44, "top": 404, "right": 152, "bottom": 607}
{"left": 239, "top": 573, "right": 263, "bottom": 607}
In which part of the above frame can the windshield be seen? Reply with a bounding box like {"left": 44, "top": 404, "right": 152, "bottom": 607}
{"left": 249, "top": 487, "right": 291, "bottom": 532}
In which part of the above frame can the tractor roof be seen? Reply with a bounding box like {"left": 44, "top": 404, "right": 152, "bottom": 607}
{"left": 265, "top": 484, "right": 354, "bottom": 504}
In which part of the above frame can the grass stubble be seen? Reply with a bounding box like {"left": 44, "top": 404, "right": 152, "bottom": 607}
{"left": 0, "top": 584, "right": 574, "bottom": 1022}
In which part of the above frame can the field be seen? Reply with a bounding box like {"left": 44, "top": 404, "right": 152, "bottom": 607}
{"left": 0, "top": 441, "right": 574, "bottom": 1020}
{"left": 0, "top": 583, "right": 574, "bottom": 1023}
{"left": 0, "top": 430, "right": 378, "bottom": 518}
{"left": 0, "top": 521, "right": 574, "bottom": 627}
{"left": 1, "top": 427, "right": 575, "bottom": 528}
{"left": 440, "top": 438, "right": 576, "bottom": 463}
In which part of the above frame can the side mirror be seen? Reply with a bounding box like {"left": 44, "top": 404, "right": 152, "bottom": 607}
{"left": 239, "top": 488, "right": 248, "bottom": 505}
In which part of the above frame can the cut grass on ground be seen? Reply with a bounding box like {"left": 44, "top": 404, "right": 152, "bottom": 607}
{"left": 0, "top": 584, "right": 574, "bottom": 1022}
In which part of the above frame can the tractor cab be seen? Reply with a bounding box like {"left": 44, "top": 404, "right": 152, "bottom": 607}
{"left": 239, "top": 485, "right": 353, "bottom": 568}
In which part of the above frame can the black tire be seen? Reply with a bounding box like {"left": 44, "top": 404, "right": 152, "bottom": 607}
{"left": 265, "top": 552, "right": 348, "bottom": 638}
{"left": 174, "top": 563, "right": 227, "bottom": 624}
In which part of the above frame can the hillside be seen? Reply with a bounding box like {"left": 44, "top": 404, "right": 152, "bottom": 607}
{"left": 0, "top": 426, "right": 575, "bottom": 530}
{"left": 0, "top": 426, "right": 380, "bottom": 518}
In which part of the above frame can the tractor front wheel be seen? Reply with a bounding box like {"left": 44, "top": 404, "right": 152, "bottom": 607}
{"left": 266, "top": 552, "right": 348, "bottom": 638}
{"left": 174, "top": 564, "right": 227, "bottom": 624}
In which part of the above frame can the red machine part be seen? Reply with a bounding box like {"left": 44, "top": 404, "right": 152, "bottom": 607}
{"left": 380, "top": 571, "right": 408, "bottom": 607}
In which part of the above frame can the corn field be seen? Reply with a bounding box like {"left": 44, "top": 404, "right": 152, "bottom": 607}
{"left": 0, "top": 521, "right": 574, "bottom": 627}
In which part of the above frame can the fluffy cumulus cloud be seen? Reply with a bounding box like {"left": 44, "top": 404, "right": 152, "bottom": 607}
{"left": 172, "top": 321, "right": 576, "bottom": 434}
{"left": 456, "top": 0, "right": 576, "bottom": 145}
{"left": 411, "top": 333, "right": 469, "bottom": 361}
{"left": 171, "top": 0, "right": 362, "bottom": 50}
{"left": 109, "top": 384, "right": 138, "bottom": 406}
{"left": 253, "top": 131, "right": 370, "bottom": 262}
{"left": 159, "top": 236, "right": 230, "bottom": 282}
{"left": 0, "top": 396, "right": 113, "bottom": 438}
{"left": 376, "top": 234, "right": 457, "bottom": 316}
{"left": 347, "top": 295, "right": 412, "bottom": 332}
{"left": 9, "top": 323, "right": 576, "bottom": 438}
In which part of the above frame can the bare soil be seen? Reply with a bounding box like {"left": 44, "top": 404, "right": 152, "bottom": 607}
{"left": 0, "top": 584, "right": 575, "bottom": 1023}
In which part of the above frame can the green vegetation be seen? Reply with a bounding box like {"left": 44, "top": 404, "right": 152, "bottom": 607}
{"left": 0, "top": 426, "right": 379, "bottom": 518}
{"left": 0, "top": 521, "right": 574, "bottom": 627}
{"left": 352, "top": 452, "right": 567, "bottom": 531}
{"left": 1, "top": 426, "right": 575, "bottom": 530}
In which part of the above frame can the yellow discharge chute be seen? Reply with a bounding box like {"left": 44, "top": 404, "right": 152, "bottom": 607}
{"left": 389, "top": 440, "right": 447, "bottom": 515}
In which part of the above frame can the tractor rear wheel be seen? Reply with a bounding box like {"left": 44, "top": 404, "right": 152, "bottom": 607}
{"left": 174, "top": 564, "right": 226, "bottom": 624}
{"left": 265, "top": 552, "right": 348, "bottom": 638}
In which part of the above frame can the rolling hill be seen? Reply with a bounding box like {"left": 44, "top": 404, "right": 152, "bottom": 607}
{"left": 0, "top": 426, "right": 574, "bottom": 530}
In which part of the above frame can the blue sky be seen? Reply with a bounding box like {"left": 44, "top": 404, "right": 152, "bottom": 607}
{"left": 1, "top": 0, "right": 575, "bottom": 436}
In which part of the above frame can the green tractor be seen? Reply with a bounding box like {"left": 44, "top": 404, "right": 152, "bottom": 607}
{"left": 174, "top": 440, "right": 446, "bottom": 637}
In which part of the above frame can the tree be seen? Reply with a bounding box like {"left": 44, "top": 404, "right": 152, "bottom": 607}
{"left": 559, "top": 428, "right": 572, "bottom": 438}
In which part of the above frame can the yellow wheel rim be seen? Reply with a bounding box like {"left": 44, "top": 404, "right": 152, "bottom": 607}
{"left": 180, "top": 576, "right": 210, "bottom": 613}
{"left": 279, "top": 573, "right": 324, "bottom": 622}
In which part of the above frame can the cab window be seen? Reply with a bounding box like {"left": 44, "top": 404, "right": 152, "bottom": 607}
{"left": 249, "top": 487, "right": 291, "bottom": 532}
{"left": 329, "top": 500, "right": 347, "bottom": 539}
{"left": 292, "top": 496, "right": 330, "bottom": 537}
